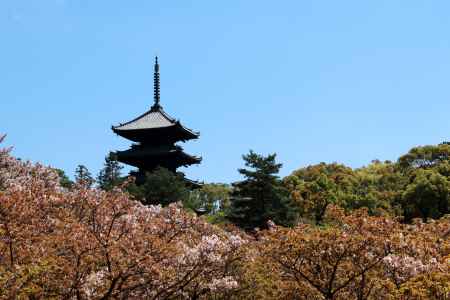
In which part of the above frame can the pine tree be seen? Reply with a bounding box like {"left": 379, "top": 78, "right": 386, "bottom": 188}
{"left": 74, "top": 165, "right": 94, "bottom": 188}
{"left": 97, "top": 152, "right": 124, "bottom": 191}
{"left": 227, "top": 150, "right": 298, "bottom": 230}
{"left": 54, "top": 168, "right": 74, "bottom": 189}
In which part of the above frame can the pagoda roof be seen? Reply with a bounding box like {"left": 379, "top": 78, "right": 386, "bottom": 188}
{"left": 115, "top": 144, "right": 201, "bottom": 169}
{"left": 114, "top": 105, "right": 172, "bottom": 131}
{"left": 113, "top": 105, "right": 197, "bottom": 133}
{"left": 112, "top": 105, "right": 199, "bottom": 142}
{"left": 117, "top": 144, "right": 200, "bottom": 159}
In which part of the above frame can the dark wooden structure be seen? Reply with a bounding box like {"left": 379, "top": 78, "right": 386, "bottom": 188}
{"left": 112, "top": 57, "right": 201, "bottom": 184}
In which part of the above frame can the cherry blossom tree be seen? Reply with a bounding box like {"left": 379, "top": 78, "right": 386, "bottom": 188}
{"left": 1, "top": 135, "right": 449, "bottom": 299}
{"left": 245, "top": 207, "right": 449, "bottom": 299}
{"left": 0, "top": 136, "right": 246, "bottom": 299}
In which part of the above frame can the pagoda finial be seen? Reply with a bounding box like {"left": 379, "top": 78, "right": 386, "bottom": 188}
{"left": 153, "top": 56, "right": 160, "bottom": 109}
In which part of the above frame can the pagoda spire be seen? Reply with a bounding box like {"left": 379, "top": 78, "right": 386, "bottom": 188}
{"left": 153, "top": 56, "right": 161, "bottom": 109}
{"left": 112, "top": 57, "right": 202, "bottom": 187}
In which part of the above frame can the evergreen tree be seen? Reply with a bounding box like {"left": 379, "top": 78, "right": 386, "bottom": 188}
{"left": 97, "top": 152, "right": 123, "bottom": 191}
{"left": 74, "top": 165, "right": 94, "bottom": 188}
{"left": 54, "top": 168, "right": 74, "bottom": 189}
{"left": 228, "top": 150, "right": 298, "bottom": 230}
{"left": 127, "top": 167, "right": 189, "bottom": 206}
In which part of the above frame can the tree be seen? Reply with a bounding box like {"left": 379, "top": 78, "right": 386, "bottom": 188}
{"left": 350, "top": 160, "right": 405, "bottom": 216}
{"left": 227, "top": 150, "right": 298, "bottom": 230}
{"left": 128, "top": 167, "right": 189, "bottom": 206}
{"left": 97, "top": 152, "right": 123, "bottom": 191}
{"left": 401, "top": 169, "right": 450, "bottom": 222}
{"left": 250, "top": 206, "right": 449, "bottom": 300}
{"left": 2, "top": 136, "right": 450, "bottom": 299}
{"left": 396, "top": 144, "right": 450, "bottom": 222}
{"left": 74, "top": 165, "right": 95, "bottom": 187}
{"left": 0, "top": 141, "right": 245, "bottom": 299}
{"left": 398, "top": 144, "right": 450, "bottom": 171}
{"left": 54, "top": 168, "right": 74, "bottom": 189}
{"left": 184, "top": 183, "right": 231, "bottom": 215}
{"left": 283, "top": 163, "right": 356, "bottom": 224}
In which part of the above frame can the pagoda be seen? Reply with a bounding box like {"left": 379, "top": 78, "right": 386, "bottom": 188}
{"left": 112, "top": 57, "right": 201, "bottom": 184}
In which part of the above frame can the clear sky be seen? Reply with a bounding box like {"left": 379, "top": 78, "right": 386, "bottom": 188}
{"left": 2, "top": 0, "right": 450, "bottom": 184}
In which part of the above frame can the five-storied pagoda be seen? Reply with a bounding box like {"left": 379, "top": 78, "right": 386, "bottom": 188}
{"left": 112, "top": 57, "right": 201, "bottom": 185}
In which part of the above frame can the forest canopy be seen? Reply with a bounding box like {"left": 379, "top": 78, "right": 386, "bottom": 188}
{"left": 0, "top": 136, "right": 449, "bottom": 299}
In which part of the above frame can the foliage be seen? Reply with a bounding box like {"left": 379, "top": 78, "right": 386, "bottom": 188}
{"left": 283, "top": 163, "right": 356, "bottom": 224}
{"left": 397, "top": 144, "right": 450, "bottom": 221}
{"left": 241, "top": 206, "right": 450, "bottom": 299}
{"left": 398, "top": 143, "right": 450, "bottom": 171}
{"left": 184, "top": 183, "right": 231, "bottom": 215}
{"left": 228, "top": 150, "right": 298, "bottom": 230}
{"left": 74, "top": 164, "right": 95, "bottom": 188}
{"left": 1, "top": 137, "right": 449, "bottom": 299}
{"left": 350, "top": 160, "right": 405, "bottom": 216}
{"left": 285, "top": 144, "right": 450, "bottom": 223}
{"left": 0, "top": 140, "right": 245, "bottom": 299}
{"left": 54, "top": 168, "right": 74, "bottom": 189}
{"left": 127, "top": 167, "right": 190, "bottom": 206}
{"left": 402, "top": 169, "right": 450, "bottom": 222}
{"left": 97, "top": 152, "right": 124, "bottom": 191}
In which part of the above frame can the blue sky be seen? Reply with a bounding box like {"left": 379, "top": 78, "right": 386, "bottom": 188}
{"left": 2, "top": 0, "right": 450, "bottom": 183}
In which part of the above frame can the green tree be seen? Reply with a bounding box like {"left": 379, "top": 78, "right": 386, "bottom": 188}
{"left": 97, "top": 152, "right": 124, "bottom": 191}
{"left": 397, "top": 143, "right": 450, "bottom": 221}
{"left": 283, "top": 163, "right": 356, "bottom": 224}
{"left": 54, "top": 168, "right": 74, "bottom": 189}
{"left": 184, "top": 183, "right": 231, "bottom": 214}
{"left": 227, "top": 150, "right": 298, "bottom": 230}
{"left": 398, "top": 144, "right": 450, "bottom": 171}
{"left": 74, "top": 165, "right": 94, "bottom": 188}
{"left": 401, "top": 169, "right": 450, "bottom": 222}
{"left": 435, "top": 161, "right": 450, "bottom": 177}
{"left": 184, "top": 183, "right": 232, "bottom": 223}
{"left": 350, "top": 160, "right": 405, "bottom": 216}
{"left": 128, "top": 167, "right": 189, "bottom": 206}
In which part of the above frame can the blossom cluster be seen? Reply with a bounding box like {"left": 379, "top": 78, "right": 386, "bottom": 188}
{"left": 1, "top": 136, "right": 448, "bottom": 300}
{"left": 249, "top": 205, "right": 450, "bottom": 299}
{"left": 383, "top": 254, "right": 436, "bottom": 281}
{"left": 0, "top": 138, "right": 245, "bottom": 299}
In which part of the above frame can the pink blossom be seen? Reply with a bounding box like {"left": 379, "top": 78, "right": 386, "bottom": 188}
{"left": 207, "top": 276, "right": 238, "bottom": 292}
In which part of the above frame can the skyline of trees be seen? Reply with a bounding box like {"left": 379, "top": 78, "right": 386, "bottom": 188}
{"left": 45, "top": 141, "right": 450, "bottom": 228}
{"left": 1, "top": 135, "right": 448, "bottom": 299}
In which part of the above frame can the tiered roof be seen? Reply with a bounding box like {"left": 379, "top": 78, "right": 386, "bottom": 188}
{"left": 112, "top": 105, "right": 199, "bottom": 143}
{"left": 116, "top": 144, "right": 201, "bottom": 170}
